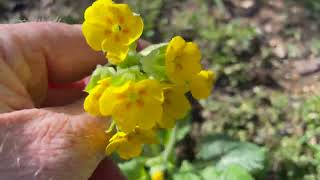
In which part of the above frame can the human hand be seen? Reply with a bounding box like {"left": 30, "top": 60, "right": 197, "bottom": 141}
{"left": 0, "top": 22, "right": 144, "bottom": 180}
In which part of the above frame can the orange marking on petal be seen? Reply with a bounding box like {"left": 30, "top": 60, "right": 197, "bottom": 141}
{"left": 175, "top": 63, "right": 183, "bottom": 71}
{"left": 126, "top": 103, "right": 132, "bottom": 110}
{"left": 114, "top": 34, "right": 120, "bottom": 42}
{"left": 105, "top": 30, "right": 112, "bottom": 35}
{"left": 138, "top": 89, "right": 147, "bottom": 96}
{"left": 136, "top": 99, "right": 144, "bottom": 108}
{"left": 117, "top": 94, "right": 126, "bottom": 100}
{"left": 119, "top": 16, "right": 125, "bottom": 24}
{"left": 106, "top": 18, "right": 113, "bottom": 25}
{"left": 122, "top": 29, "right": 130, "bottom": 34}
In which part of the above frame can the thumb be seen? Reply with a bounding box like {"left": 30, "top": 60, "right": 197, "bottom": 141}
{"left": 0, "top": 22, "right": 106, "bottom": 84}
{"left": 0, "top": 22, "right": 148, "bottom": 109}
{"left": 0, "top": 22, "right": 106, "bottom": 108}
{"left": 0, "top": 99, "right": 122, "bottom": 180}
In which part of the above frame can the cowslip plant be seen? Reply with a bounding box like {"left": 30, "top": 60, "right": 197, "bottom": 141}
{"left": 82, "top": 0, "right": 215, "bottom": 161}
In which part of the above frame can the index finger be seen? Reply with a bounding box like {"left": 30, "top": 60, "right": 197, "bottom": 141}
{"left": 0, "top": 22, "right": 106, "bottom": 84}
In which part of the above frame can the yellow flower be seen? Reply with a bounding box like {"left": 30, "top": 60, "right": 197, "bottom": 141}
{"left": 84, "top": 78, "right": 111, "bottom": 116}
{"left": 152, "top": 171, "right": 164, "bottom": 180}
{"left": 106, "top": 132, "right": 140, "bottom": 159}
{"left": 165, "top": 36, "right": 202, "bottom": 84}
{"left": 158, "top": 85, "right": 190, "bottom": 129}
{"left": 99, "top": 79, "right": 164, "bottom": 133}
{"left": 82, "top": 0, "right": 144, "bottom": 64}
{"left": 190, "top": 70, "right": 215, "bottom": 99}
{"left": 106, "top": 129, "right": 157, "bottom": 159}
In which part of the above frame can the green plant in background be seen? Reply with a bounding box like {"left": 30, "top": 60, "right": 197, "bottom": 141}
{"left": 122, "top": 0, "right": 320, "bottom": 179}
{"left": 302, "top": 96, "right": 320, "bottom": 127}
{"left": 200, "top": 20, "right": 259, "bottom": 88}
{"left": 298, "top": 0, "right": 320, "bottom": 18}
{"left": 298, "top": 96, "right": 320, "bottom": 179}
{"left": 310, "top": 38, "right": 320, "bottom": 56}
{"left": 126, "top": 0, "right": 165, "bottom": 39}
{"left": 160, "top": 1, "right": 259, "bottom": 89}
{"left": 263, "top": 95, "right": 320, "bottom": 180}
{"left": 117, "top": 115, "right": 268, "bottom": 180}
{"left": 1, "top": 0, "right": 320, "bottom": 179}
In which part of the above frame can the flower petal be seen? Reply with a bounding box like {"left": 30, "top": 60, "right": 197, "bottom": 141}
{"left": 190, "top": 70, "right": 215, "bottom": 99}
{"left": 124, "top": 15, "right": 144, "bottom": 45}
{"left": 82, "top": 22, "right": 108, "bottom": 51}
{"left": 112, "top": 102, "right": 138, "bottom": 133}
{"left": 118, "top": 140, "right": 142, "bottom": 159}
{"left": 159, "top": 87, "right": 191, "bottom": 128}
{"left": 102, "top": 39, "right": 129, "bottom": 64}
{"left": 136, "top": 79, "right": 164, "bottom": 102}
{"left": 137, "top": 101, "right": 162, "bottom": 130}
{"left": 84, "top": 83, "right": 108, "bottom": 116}
{"left": 99, "top": 82, "right": 130, "bottom": 116}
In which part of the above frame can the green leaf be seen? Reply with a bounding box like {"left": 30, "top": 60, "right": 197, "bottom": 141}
{"left": 111, "top": 66, "right": 147, "bottom": 86}
{"left": 118, "top": 50, "right": 142, "bottom": 68}
{"left": 139, "top": 43, "right": 167, "bottom": 56}
{"left": 141, "top": 45, "right": 168, "bottom": 80}
{"left": 85, "top": 65, "right": 115, "bottom": 92}
{"left": 145, "top": 155, "right": 175, "bottom": 175}
{"left": 196, "top": 135, "right": 267, "bottom": 174}
{"left": 173, "top": 172, "right": 202, "bottom": 180}
{"left": 119, "top": 158, "right": 148, "bottom": 180}
{"left": 180, "top": 161, "right": 195, "bottom": 171}
{"left": 173, "top": 161, "right": 202, "bottom": 180}
{"left": 173, "top": 161, "right": 253, "bottom": 180}
{"left": 200, "top": 167, "right": 220, "bottom": 180}
{"left": 216, "top": 142, "right": 266, "bottom": 174}
{"left": 219, "top": 165, "right": 254, "bottom": 180}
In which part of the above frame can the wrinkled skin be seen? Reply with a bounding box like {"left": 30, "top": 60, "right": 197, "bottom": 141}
{"left": 0, "top": 22, "right": 142, "bottom": 180}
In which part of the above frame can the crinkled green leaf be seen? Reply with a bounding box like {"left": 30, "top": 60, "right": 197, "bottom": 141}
{"left": 216, "top": 143, "right": 266, "bottom": 174}
{"left": 118, "top": 50, "right": 142, "bottom": 68}
{"left": 219, "top": 165, "right": 254, "bottom": 180}
{"left": 111, "top": 66, "right": 147, "bottom": 86}
{"left": 139, "top": 43, "right": 167, "bottom": 56}
{"left": 119, "top": 158, "right": 148, "bottom": 180}
{"left": 145, "top": 155, "right": 175, "bottom": 174}
{"left": 197, "top": 135, "right": 267, "bottom": 174}
{"left": 173, "top": 172, "right": 202, "bottom": 180}
{"left": 173, "top": 161, "right": 202, "bottom": 180}
{"left": 141, "top": 45, "right": 168, "bottom": 80}
{"left": 180, "top": 161, "right": 195, "bottom": 172}
{"left": 145, "top": 156, "right": 164, "bottom": 167}
{"left": 200, "top": 167, "right": 220, "bottom": 180}
{"left": 85, "top": 65, "right": 115, "bottom": 92}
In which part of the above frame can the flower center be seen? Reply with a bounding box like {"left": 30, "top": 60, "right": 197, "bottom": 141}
{"left": 128, "top": 92, "right": 138, "bottom": 102}
{"left": 127, "top": 91, "right": 145, "bottom": 108}
{"left": 112, "top": 24, "right": 122, "bottom": 33}
{"left": 175, "top": 63, "right": 183, "bottom": 71}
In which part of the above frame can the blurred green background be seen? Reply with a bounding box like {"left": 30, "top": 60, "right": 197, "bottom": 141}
{"left": 2, "top": 0, "right": 320, "bottom": 179}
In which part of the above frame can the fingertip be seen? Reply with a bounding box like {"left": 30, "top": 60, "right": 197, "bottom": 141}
{"left": 43, "top": 80, "right": 87, "bottom": 107}
{"left": 43, "top": 22, "right": 107, "bottom": 83}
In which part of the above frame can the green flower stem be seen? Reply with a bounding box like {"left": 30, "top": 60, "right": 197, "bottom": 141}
{"left": 163, "top": 126, "right": 177, "bottom": 162}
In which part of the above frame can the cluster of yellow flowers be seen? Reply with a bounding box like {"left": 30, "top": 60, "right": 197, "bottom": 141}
{"left": 82, "top": 0, "right": 215, "bottom": 159}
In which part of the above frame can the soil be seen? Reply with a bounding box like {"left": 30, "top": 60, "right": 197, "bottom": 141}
{"left": 2, "top": 0, "right": 319, "bottom": 96}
